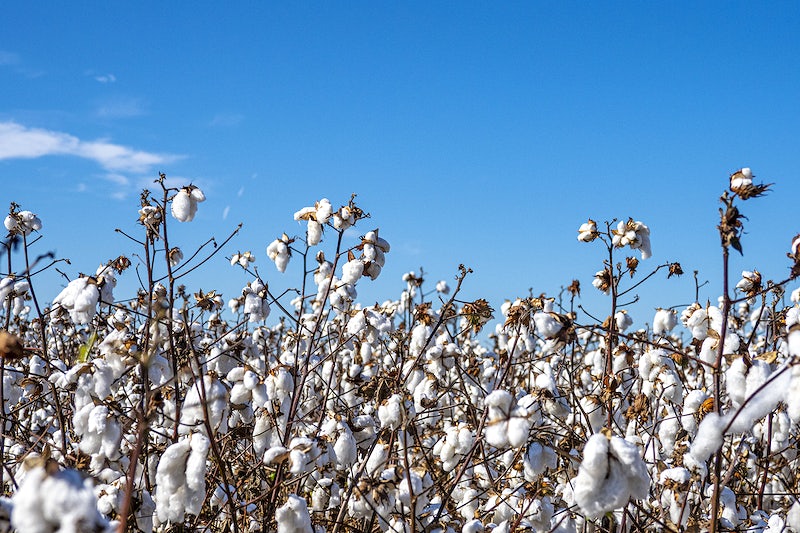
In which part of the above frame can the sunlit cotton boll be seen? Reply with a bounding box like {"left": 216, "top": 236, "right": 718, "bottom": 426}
{"left": 267, "top": 235, "right": 292, "bottom": 273}
{"left": 4, "top": 210, "right": 42, "bottom": 236}
{"left": 276, "top": 494, "right": 313, "bottom": 533}
{"left": 52, "top": 276, "right": 100, "bottom": 324}
{"left": 571, "top": 433, "right": 649, "bottom": 519}
{"left": 11, "top": 466, "right": 109, "bottom": 533}
{"left": 577, "top": 219, "right": 597, "bottom": 242}
{"left": 652, "top": 308, "right": 677, "bottom": 335}
{"left": 171, "top": 185, "right": 205, "bottom": 222}
{"left": 730, "top": 167, "right": 753, "bottom": 192}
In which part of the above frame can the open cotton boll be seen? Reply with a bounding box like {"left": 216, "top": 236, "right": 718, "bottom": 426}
{"left": 275, "top": 494, "right": 314, "bottom": 533}
{"left": 4, "top": 210, "right": 42, "bottom": 236}
{"left": 689, "top": 412, "right": 725, "bottom": 462}
{"left": 341, "top": 259, "right": 364, "bottom": 286}
{"left": 11, "top": 465, "right": 109, "bottom": 533}
{"left": 154, "top": 434, "right": 210, "bottom": 524}
{"left": 53, "top": 276, "right": 100, "bottom": 324}
{"left": 652, "top": 308, "right": 677, "bottom": 335}
{"left": 571, "top": 433, "right": 649, "bottom": 519}
{"left": 171, "top": 186, "right": 205, "bottom": 222}
{"left": 533, "top": 311, "right": 563, "bottom": 339}
{"left": 180, "top": 374, "right": 229, "bottom": 435}
{"left": 615, "top": 310, "right": 633, "bottom": 332}
{"left": 267, "top": 237, "right": 291, "bottom": 273}
{"left": 378, "top": 393, "right": 405, "bottom": 430}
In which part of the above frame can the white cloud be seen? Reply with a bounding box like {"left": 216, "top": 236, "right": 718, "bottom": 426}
{"left": 0, "top": 51, "right": 20, "bottom": 66}
{"left": 94, "top": 97, "right": 147, "bottom": 118}
{"left": 94, "top": 74, "right": 117, "bottom": 83}
{"left": 222, "top": 206, "right": 230, "bottom": 220}
{"left": 100, "top": 173, "right": 130, "bottom": 186}
{"left": 0, "top": 121, "right": 180, "bottom": 174}
{"left": 209, "top": 113, "right": 244, "bottom": 127}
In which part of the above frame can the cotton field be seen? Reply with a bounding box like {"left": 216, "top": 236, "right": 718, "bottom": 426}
{"left": 2, "top": 170, "right": 800, "bottom": 533}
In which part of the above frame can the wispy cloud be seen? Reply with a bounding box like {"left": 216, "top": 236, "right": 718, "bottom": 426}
{"left": 0, "top": 50, "right": 20, "bottom": 66}
{"left": 0, "top": 50, "right": 43, "bottom": 78}
{"left": 0, "top": 121, "right": 181, "bottom": 174}
{"left": 94, "top": 73, "right": 117, "bottom": 84}
{"left": 94, "top": 96, "right": 147, "bottom": 119}
{"left": 209, "top": 113, "right": 244, "bottom": 127}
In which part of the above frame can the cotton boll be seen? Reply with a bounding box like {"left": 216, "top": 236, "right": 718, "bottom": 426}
{"left": 652, "top": 308, "right": 677, "bottom": 335}
{"left": 378, "top": 394, "right": 405, "bottom": 430}
{"left": 577, "top": 219, "right": 597, "bottom": 242}
{"left": 533, "top": 311, "right": 563, "bottom": 339}
{"left": 11, "top": 466, "right": 109, "bottom": 533}
{"left": 341, "top": 260, "right": 364, "bottom": 286}
{"left": 507, "top": 416, "right": 531, "bottom": 448}
{"left": 171, "top": 186, "right": 205, "bottom": 222}
{"left": 267, "top": 237, "right": 291, "bottom": 273}
{"left": 307, "top": 220, "right": 323, "bottom": 246}
{"left": 276, "top": 494, "right": 313, "bottom": 533}
{"left": 571, "top": 433, "right": 649, "bottom": 519}
{"left": 185, "top": 434, "right": 210, "bottom": 516}
{"left": 53, "top": 276, "right": 100, "bottom": 324}
{"left": 615, "top": 310, "right": 633, "bottom": 332}
{"left": 155, "top": 438, "right": 192, "bottom": 523}
{"left": 690, "top": 412, "right": 725, "bottom": 462}
{"left": 4, "top": 210, "right": 42, "bottom": 236}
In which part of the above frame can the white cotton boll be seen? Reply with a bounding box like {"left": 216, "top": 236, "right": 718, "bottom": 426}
{"left": 276, "top": 494, "right": 313, "bottom": 533}
{"left": 507, "top": 416, "right": 531, "bottom": 448}
{"left": 347, "top": 310, "right": 367, "bottom": 336}
{"left": 788, "top": 365, "right": 800, "bottom": 423}
{"left": 333, "top": 426, "right": 357, "bottom": 468}
{"left": 533, "top": 311, "right": 562, "bottom": 339}
{"left": 378, "top": 393, "right": 404, "bottom": 430}
{"left": 155, "top": 438, "right": 192, "bottom": 523}
{"left": 577, "top": 219, "right": 597, "bottom": 242}
{"left": 263, "top": 446, "right": 289, "bottom": 465}
{"left": 690, "top": 412, "right": 725, "bottom": 462}
{"left": 185, "top": 434, "right": 210, "bottom": 516}
{"left": 315, "top": 198, "right": 333, "bottom": 223}
{"left": 726, "top": 358, "right": 748, "bottom": 408}
{"left": 684, "top": 306, "right": 709, "bottom": 340}
{"left": 171, "top": 189, "right": 196, "bottom": 222}
{"left": 11, "top": 466, "right": 109, "bottom": 533}
{"left": 294, "top": 206, "right": 316, "bottom": 221}
{"left": 288, "top": 437, "right": 319, "bottom": 474}
{"left": 333, "top": 206, "right": 354, "bottom": 230}
{"left": 341, "top": 259, "right": 364, "bottom": 286}
{"left": 462, "top": 519, "right": 484, "bottom": 533}
{"left": 659, "top": 416, "right": 681, "bottom": 456}
{"left": 180, "top": 375, "right": 229, "bottom": 435}
{"left": 571, "top": 434, "right": 649, "bottom": 519}
{"left": 436, "top": 280, "right": 450, "bottom": 294}
{"left": 267, "top": 238, "right": 291, "bottom": 273}
{"left": 615, "top": 310, "right": 633, "bottom": 332}
{"left": 652, "top": 308, "right": 677, "bottom": 335}
{"left": 243, "top": 370, "right": 260, "bottom": 390}
{"left": 306, "top": 220, "right": 323, "bottom": 246}
{"left": 787, "top": 500, "right": 800, "bottom": 532}
{"left": 4, "top": 210, "right": 42, "bottom": 236}
{"left": 53, "top": 277, "right": 100, "bottom": 324}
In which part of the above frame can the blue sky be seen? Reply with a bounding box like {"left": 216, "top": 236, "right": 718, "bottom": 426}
{"left": 2, "top": 3, "right": 800, "bottom": 330}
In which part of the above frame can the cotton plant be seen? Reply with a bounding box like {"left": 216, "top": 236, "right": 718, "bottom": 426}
{"left": 3, "top": 173, "right": 800, "bottom": 531}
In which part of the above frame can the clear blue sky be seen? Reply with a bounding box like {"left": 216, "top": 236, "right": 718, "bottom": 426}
{"left": 2, "top": 3, "right": 800, "bottom": 330}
